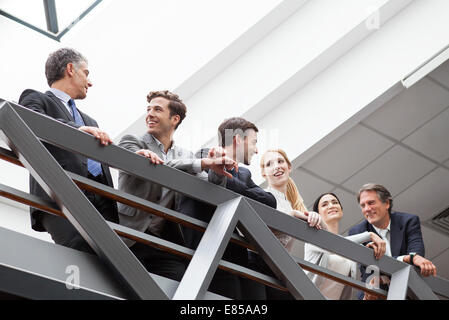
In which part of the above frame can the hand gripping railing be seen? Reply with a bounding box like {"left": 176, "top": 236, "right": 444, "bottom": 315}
{"left": 0, "top": 99, "right": 448, "bottom": 300}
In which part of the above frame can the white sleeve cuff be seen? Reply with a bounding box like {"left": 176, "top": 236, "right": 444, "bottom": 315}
{"left": 192, "top": 159, "right": 202, "bottom": 173}
{"left": 397, "top": 255, "right": 406, "bottom": 262}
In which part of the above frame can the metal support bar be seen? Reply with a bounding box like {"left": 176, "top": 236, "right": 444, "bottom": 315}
{"left": 43, "top": 0, "right": 59, "bottom": 34}
{"left": 0, "top": 182, "right": 284, "bottom": 291}
{"left": 422, "top": 276, "right": 449, "bottom": 299}
{"left": 173, "top": 198, "right": 242, "bottom": 300}
{"left": 0, "top": 146, "right": 251, "bottom": 250}
{"left": 0, "top": 226, "right": 227, "bottom": 300}
{"left": 293, "top": 256, "right": 388, "bottom": 299}
{"left": 0, "top": 105, "right": 167, "bottom": 300}
{"left": 1, "top": 99, "right": 447, "bottom": 300}
{"left": 407, "top": 268, "right": 438, "bottom": 300}
{"left": 387, "top": 265, "right": 411, "bottom": 300}
{"left": 238, "top": 199, "right": 324, "bottom": 300}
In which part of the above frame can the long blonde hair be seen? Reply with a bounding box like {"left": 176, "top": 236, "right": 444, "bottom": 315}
{"left": 260, "top": 149, "right": 307, "bottom": 212}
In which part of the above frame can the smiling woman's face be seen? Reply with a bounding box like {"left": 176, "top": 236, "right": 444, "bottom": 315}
{"left": 317, "top": 194, "right": 343, "bottom": 224}
{"left": 262, "top": 151, "right": 291, "bottom": 189}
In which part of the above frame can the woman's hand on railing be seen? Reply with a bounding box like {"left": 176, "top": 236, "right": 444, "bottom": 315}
{"left": 366, "top": 232, "right": 386, "bottom": 260}
{"left": 291, "top": 210, "right": 322, "bottom": 229}
{"left": 136, "top": 149, "right": 164, "bottom": 164}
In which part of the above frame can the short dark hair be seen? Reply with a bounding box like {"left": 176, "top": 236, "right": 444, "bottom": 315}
{"left": 218, "top": 117, "right": 258, "bottom": 147}
{"left": 45, "top": 48, "right": 87, "bottom": 86}
{"left": 357, "top": 183, "right": 393, "bottom": 214}
{"left": 147, "top": 90, "right": 186, "bottom": 129}
{"left": 313, "top": 192, "right": 343, "bottom": 213}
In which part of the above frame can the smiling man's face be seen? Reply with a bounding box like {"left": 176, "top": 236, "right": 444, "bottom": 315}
{"left": 359, "top": 190, "right": 390, "bottom": 229}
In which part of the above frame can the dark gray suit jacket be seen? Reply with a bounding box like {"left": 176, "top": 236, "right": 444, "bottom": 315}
{"left": 18, "top": 89, "right": 118, "bottom": 231}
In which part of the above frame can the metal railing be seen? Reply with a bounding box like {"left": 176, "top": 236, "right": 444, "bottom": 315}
{"left": 0, "top": 99, "right": 448, "bottom": 300}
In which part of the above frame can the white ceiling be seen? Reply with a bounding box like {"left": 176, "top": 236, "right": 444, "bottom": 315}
{"left": 293, "top": 59, "right": 449, "bottom": 279}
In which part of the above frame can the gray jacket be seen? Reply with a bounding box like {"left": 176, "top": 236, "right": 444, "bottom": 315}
{"left": 117, "top": 133, "right": 223, "bottom": 246}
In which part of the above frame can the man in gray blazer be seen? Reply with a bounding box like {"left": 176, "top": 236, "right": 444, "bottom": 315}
{"left": 118, "top": 90, "right": 237, "bottom": 281}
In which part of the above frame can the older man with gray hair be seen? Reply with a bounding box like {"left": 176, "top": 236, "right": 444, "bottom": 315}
{"left": 349, "top": 183, "right": 436, "bottom": 299}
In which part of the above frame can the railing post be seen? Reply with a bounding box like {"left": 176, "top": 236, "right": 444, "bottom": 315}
{"left": 0, "top": 103, "right": 168, "bottom": 300}
{"left": 387, "top": 265, "right": 411, "bottom": 300}
{"left": 173, "top": 197, "right": 242, "bottom": 300}
{"left": 238, "top": 199, "right": 324, "bottom": 300}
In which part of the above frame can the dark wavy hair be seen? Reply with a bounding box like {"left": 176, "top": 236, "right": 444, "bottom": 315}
{"left": 218, "top": 117, "right": 258, "bottom": 147}
{"left": 313, "top": 192, "right": 343, "bottom": 213}
{"left": 147, "top": 90, "right": 187, "bottom": 129}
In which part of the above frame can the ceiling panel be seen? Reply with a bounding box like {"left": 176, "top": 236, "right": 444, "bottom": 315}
{"left": 402, "top": 107, "right": 449, "bottom": 163}
{"left": 302, "top": 125, "right": 394, "bottom": 184}
{"left": 342, "top": 145, "right": 437, "bottom": 196}
{"left": 393, "top": 167, "right": 449, "bottom": 221}
{"left": 421, "top": 225, "right": 449, "bottom": 260}
{"left": 363, "top": 78, "right": 449, "bottom": 141}
{"left": 290, "top": 168, "right": 334, "bottom": 210}
{"left": 428, "top": 59, "right": 449, "bottom": 89}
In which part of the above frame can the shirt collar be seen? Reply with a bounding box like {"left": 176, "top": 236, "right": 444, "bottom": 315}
{"left": 373, "top": 220, "right": 391, "bottom": 236}
{"left": 150, "top": 135, "right": 175, "bottom": 154}
{"left": 48, "top": 88, "right": 71, "bottom": 105}
{"left": 266, "top": 186, "right": 287, "bottom": 201}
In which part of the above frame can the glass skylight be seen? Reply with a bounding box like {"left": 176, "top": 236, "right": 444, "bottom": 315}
{"left": 0, "top": 0, "right": 102, "bottom": 41}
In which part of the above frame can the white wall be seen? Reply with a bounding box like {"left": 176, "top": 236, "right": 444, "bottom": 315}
{"left": 0, "top": 0, "right": 281, "bottom": 239}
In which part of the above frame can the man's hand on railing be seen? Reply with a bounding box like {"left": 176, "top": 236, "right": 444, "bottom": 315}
{"left": 79, "top": 126, "right": 113, "bottom": 146}
{"left": 366, "top": 232, "right": 386, "bottom": 260}
{"left": 201, "top": 156, "right": 238, "bottom": 178}
{"left": 200, "top": 146, "right": 239, "bottom": 178}
{"left": 135, "top": 149, "right": 164, "bottom": 164}
{"left": 405, "top": 254, "right": 437, "bottom": 277}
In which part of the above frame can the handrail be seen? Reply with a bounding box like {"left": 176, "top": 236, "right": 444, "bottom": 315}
{"left": 0, "top": 156, "right": 388, "bottom": 299}
{"left": 0, "top": 137, "right": 389, "bottom": 298}
{"left": 0, "top": 99, "right": 447, "bottom": 299}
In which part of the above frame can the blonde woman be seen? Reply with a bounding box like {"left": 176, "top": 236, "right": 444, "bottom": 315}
{"left": 246, "top": 149, "right": 321, "bottom": 299}
{"left": 260, "top": 149, "right": 322, "bottom": 251}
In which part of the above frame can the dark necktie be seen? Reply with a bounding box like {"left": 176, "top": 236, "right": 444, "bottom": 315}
{"left": 68, "top": 99, "right": 103, "bottom": 177}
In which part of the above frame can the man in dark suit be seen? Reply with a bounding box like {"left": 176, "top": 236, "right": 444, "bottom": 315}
{"left": 178, "top": 117, "right": 276, "bottom": 299}
{"left": 18, "top": 48, "right": 118, "bottom": 253}
{"left": 349, "top": 183, "right": 437, "bottom": 299}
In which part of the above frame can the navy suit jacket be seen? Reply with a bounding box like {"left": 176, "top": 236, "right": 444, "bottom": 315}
{"left": 18, "top": 89, "right": 118, "bottom": 231}
{"left": 177, "top": 166, "right": 276, "bottom": 264}
{"left": 349, "top": 211, "right": 425, "bottom": 298}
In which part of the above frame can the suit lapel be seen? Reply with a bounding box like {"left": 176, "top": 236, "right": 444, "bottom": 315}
{"left": 46, "top": 91, "right": 74, "bottom": 121}
{"left": 141, "top": 133, "right": 164, "bottom": 159}
{"left": 389, "top": 213, "right": 403, "bottom": 257}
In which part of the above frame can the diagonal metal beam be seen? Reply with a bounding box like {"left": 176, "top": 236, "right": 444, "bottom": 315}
{"left": 43, "top": 0, "right": 59, "bottom": 34}
{"left": 407, "top": 268, "right": 438, "bottom": 300}
{"left": 173, "top": 197, "right": 242, "bottom": 300}
{"left": 0, "top": 145, "right": 252, "bottom": 250}
{"left": 0, "top": 104, "right": 167, "bottom": 299}
{"left": 238, "top": 198, "right": 324, "bottom": 300}
{"left": 387, "top": 265, "right": 411, "bottom": 300}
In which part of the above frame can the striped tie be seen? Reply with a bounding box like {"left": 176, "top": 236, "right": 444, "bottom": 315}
{"left": 68, "top": 99, "right": 103, "bottom": 177}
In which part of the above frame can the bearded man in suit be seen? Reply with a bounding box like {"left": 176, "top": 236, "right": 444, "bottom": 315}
{"left": 19, "top": 48, "right": 118, "bottom": 253}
